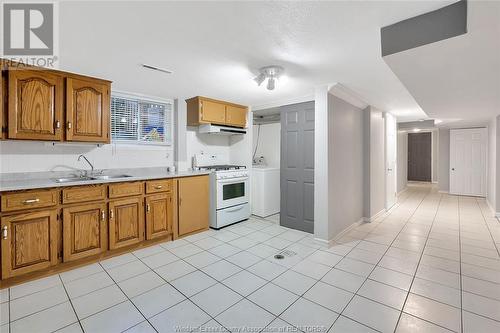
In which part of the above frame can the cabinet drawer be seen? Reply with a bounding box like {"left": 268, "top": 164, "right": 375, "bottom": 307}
{"left": 62, "top": 185, "right": 106, "bottom": 204}
{"left": 1, "top": 189, "right": 59, "bottom": 212}
{"left": 146, "top": 179, "right": 172, "bottom": 194}
{"left": 109, "top": 182, "right": 144, "bottom": 198}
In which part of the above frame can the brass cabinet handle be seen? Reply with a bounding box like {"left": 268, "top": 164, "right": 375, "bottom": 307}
{"left": 101, "top": 210, "right": 105, "bottom": 221}
{"left": 146, "top": 204, "right": 151, "bottom": 213}
{"left": 155, "top": 185, "right": 163, "bottom": 189}
{"left": 55, "top": 120, "right": 61, "bottom": 129}
{"left": 109, "top": 209, "right": 114, "bottom": 219}
{"left": 67, "top": 122, "right": 72, "bottom": 129}
{"left": 23, "top": 198, "right": 40, "bottom": 204}
{"left": 2, "top": 226, "right": 7, "bottom": 240}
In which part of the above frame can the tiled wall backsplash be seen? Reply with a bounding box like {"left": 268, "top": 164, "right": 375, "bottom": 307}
{"left": 0, "top": 141, "right": 174, "bottom": 174}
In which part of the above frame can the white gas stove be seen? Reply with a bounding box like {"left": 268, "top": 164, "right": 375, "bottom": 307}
{"left": 194, "top": 154, "right": 250, "bottom": 229}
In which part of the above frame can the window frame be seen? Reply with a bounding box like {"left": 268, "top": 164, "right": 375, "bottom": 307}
{"left": 110, "top": 91, "right": 174, "bottom": 146}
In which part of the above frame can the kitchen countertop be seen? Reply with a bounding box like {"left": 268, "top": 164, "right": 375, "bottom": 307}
{"left": 0, "top": 168, "right": 212, "bottom": 192}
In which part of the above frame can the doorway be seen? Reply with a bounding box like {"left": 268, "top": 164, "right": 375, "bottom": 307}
{"left": 449, "top": 128, "right": 487, "bottom": 196}
{"left": 408, "top": 132, "right": 432, "bottom": 182}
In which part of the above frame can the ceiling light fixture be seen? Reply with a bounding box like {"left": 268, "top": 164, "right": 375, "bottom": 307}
{"left": 142, "top": 64, "right": 173, "bottom": 74}
{"left": 254, "top": 66, "right": 284, "bottom": 90}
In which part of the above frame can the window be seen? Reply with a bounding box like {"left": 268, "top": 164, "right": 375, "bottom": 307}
{"left": 111, "top": 93, "right": 173, "bottom": 145}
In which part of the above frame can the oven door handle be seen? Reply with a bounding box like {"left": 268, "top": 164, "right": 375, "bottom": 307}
{"left": 217, "top": 177, "right": 249, "bottom": 183}
{"left": 225, "top": 205, "right": 246, "bottom": 213}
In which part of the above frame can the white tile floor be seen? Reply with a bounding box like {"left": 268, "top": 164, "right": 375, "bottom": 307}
{"left": 2, "top": 184, "right": 500, "bottom": 333}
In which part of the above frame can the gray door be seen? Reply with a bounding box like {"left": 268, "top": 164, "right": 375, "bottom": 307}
{"left": 280, "top": 101, "right": 314, "bottom": 233}
{"left": 408, "top": 132, "right": 432, "bottom": 182}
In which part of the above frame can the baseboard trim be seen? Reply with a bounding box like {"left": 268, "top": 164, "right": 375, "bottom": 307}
{"left": 485, "top": 200, "right": 500, "bottom": 218}
{"left": 438, "top": 190, "right": 449, "bottom": 194}
{"left": 397, "top": 187, "right": 408, "bottom": 195}
{"left": 314, "top": 217, "right": 366, "bottom": 247}
{"left": 363, "top": 209, "right": 386, "bottom": 222}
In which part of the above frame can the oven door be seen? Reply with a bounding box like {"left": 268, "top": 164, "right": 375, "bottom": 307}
{"left": 216, "top": 176, "right": 249, "bottom": 209}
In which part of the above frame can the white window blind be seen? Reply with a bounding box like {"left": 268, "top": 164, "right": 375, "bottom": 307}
{"left": 111, "top": 94, "right": 172, "bottom": 145}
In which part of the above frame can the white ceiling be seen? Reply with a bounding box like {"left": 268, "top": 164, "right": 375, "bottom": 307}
{"left": 59, "top": 1, "right": 456, "bottom": 120}
{"left": 384, "top": 0, "right": 500, "bottom": 127}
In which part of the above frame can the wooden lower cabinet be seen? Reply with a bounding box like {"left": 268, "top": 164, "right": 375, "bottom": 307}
{"left": 109, "top": 197, "right": 144, "bottom": 249}
{"left": 145, "top": 193, "right": 172, "bottom": 240}
{"left": 1, "top": 209, "right": 58, "bottom": 279}
{"left": 178, "top": 176, "right": 209, "bottom": 236}
{"left": 63, "top": 203, "right": 107, "bottom": 262}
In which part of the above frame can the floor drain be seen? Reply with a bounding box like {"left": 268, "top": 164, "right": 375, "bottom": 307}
{"left": 274, "top": 254, "right": 285, "bottom": 260}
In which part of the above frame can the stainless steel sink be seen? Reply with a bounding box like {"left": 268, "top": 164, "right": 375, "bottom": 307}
{"left": 53, "top": 177, "right": 94, "bottom": 183}
{"left": 90, "top": 174, "right": 133, "bottom": 180}
{"left": 53, "top": 174, "right": 132, "bottom": 183}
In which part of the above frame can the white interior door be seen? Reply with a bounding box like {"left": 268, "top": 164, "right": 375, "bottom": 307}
{"left": 450, "top": 128, "right": 487, "bottom": 196}
{"left": 385, "top": 113, "right": 397, "bottom": 209}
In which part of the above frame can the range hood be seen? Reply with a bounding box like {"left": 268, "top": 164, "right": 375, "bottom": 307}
{"left": 198, "top": 124, "right": 246, "bottom": 135}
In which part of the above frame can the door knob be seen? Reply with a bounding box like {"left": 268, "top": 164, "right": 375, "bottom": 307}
{"left": 451, "top": 168, "right": 455, "bottom": 171}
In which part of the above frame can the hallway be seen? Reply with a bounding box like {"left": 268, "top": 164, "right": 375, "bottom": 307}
{"left": 334, "top": 183, "right": 500, "bottom": 332}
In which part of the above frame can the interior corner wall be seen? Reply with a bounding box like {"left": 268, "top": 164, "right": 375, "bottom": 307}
{"left": 495, "top": 116, "right": 500, "bottom": 213}
{"left": 397, "top": 131, "right": 408, "bottom": 193}
{"left": 252, "top": 122, "right": 281, "bottom": 168}
{"left": 432, "top": 130, "right": 439, "bottom": 183}
{"left": 313, "top": 86, "right": 331, "bottom": 243}
{"left": 363, "top": 107, "right": 386, "bottom": 219}
{"left": 328, "top": 94, "right": 364, "bottom": 239}
{"left": 438, "top": 128, "right": 450, "bottom": 192}
{"left": 174, "top": 98, "right": 188, "bottom": 171}
{"left": 487, "top": 117, "right": 497, "bottom": 212}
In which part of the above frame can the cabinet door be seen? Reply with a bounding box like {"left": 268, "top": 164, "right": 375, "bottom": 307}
{"left": 8, "top": 69, "right": 63, "bottom": 140}
{"left": 145, "top": 193, "right": 172, "bottom": 240}
{"left": 200, "top": 99, "right": 226, "bottom": 124}
{"left": 63, "top": 203, "right": 107, "bottom": 262}
{"left": 225, "top": 105, "right": 247, "bottom": 128}
{"left": 109, "top": 197, "right": 144, "bottom": 249}
{"left": 66, "top": 77, "right": 110, "bottom": 143}
{"left": 1, "top": 209, "right": 58, "bottom": 279}
{"left": 178, "top": 176, "right": 209, "bottom": 236}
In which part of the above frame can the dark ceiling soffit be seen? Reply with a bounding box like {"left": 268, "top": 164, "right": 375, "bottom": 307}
{"left": 381, "top": 0, "right": 467, "bottom": 57}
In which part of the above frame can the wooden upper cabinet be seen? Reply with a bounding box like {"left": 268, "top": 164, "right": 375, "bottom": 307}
{"left": 186, "top": 96, "right": 247, "bottom": 128}
{"left": 200, "top": 99, "right": 226, "bottom": 124}
{"left": 178, "top": 175, "right": 209, "bottom": 237}
{"left": 66, "top": 77, "right": 110, "bottom": 143}
{"left": 63, "top": 203, "right": 107, "bottom": 262}
{"left": 8, "top": 69, "right": 64, "bottom": 140}
{"left": 225, "top": 105, "right": 247, "bottom": 127}
{"left": 109, "top": 197, "right": 144, "bottom": 249}
{"left": 145, "top": 193, "right": 172, "bottom": 240}
{"left": 1, "top": 209, "right": 58, "bottom": 279}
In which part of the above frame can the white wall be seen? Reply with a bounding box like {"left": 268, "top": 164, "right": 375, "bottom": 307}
{"left": 363, "top": 107, "right": 386, "bottom": 219}
{"left": 252, "top": 123, "right": 280, "bottom": 168}
{"left": 230, "top": 109, "right": 253, "bottom": 169}
{"left": 0, "top": 141, "right": 173, "bottom": 174}
{"left": 314, "top": 85, "right": 331, "bottom": 243}
{"left": 185, "top": 128, "right": 231, "bottom": 167}
{"left": 487, "top": 117, "right": 497, "bottom": 212}
{"left": 432, "top": 130, "right": 439, "bottom": 183}
{"left": 397, "top": 131, "right": 408, "bottom": 193}
{"left": 438, "top": 128, "right": 450, "bottom": 192}
{"left": 328, "top": 95, "right": 365, "bottom": 239}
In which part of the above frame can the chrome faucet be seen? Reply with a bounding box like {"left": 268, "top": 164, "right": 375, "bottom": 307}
{"left": 78, "top": 154, "right": 94, "bottom": 176}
